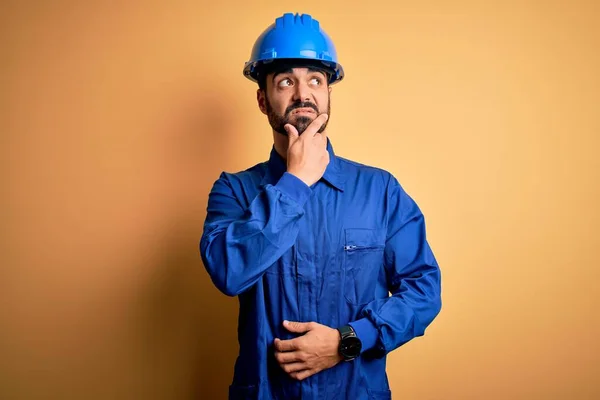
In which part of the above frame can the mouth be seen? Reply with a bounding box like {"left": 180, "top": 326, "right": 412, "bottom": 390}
{"left": 290, "top": 108, "right": 317, "bottom": 116}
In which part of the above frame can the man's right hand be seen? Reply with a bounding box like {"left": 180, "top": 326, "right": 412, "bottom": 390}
{"left": 285, "top": 113, "right": 330, "bottom": 187}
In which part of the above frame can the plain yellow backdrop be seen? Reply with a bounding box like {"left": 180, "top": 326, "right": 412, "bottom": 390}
{"left": 1, "top": 1, "right": 599, "bottom": 399}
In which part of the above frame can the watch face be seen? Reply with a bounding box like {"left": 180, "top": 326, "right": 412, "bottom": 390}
{"left": 341, "top": 336, "right": 362, "bottom": 359}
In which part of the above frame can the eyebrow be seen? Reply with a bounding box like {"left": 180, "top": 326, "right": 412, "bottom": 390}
{"left": 272, "top": 68, "right": 327, "bottom": 83}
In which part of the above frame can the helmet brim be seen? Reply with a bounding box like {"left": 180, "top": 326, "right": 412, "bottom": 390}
{"left": 244, "top": 57, "right": 344, "bottom": 85}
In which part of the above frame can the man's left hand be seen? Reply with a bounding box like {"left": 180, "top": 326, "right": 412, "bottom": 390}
{"left": 274, "top": 320, "right": 343, "bottom": 381}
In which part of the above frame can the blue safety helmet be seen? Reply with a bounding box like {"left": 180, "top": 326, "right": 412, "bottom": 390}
{"left": 243, "top": 13, "right": 344, "bottom": 86}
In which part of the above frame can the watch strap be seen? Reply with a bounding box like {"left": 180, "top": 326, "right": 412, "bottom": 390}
{"left": 338, "top": 324, "right": 356, "bottom": 339}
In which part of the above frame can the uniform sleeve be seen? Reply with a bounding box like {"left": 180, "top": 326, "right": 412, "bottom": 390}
{"left": 200, "top": 171, "right": 312, "bottom": 296}
{"left": 350, "top": 174, "right": 442, "bottom": 357}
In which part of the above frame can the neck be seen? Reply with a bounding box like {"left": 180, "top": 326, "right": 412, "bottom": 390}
{"left": 272, "top": 130, "right": 331, "bottom": 160}
{"left": 272, "top": 130, "right": 289, "bottom": 160}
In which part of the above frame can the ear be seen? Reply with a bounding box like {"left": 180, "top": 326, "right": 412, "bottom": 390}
{"left": 257, "top": 89, "right": 267, "bottom": 115}
{"left": 328, "top": 85, "right": 332, "bottom": 94}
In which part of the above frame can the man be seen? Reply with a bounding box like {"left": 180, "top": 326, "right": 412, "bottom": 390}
{"left": 200, "top": 12, "right": 442, "bottom": 400}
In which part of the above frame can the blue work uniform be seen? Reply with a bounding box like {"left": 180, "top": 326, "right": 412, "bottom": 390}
{"left": 200, "top": 139, "right": 442, "bottom": 400}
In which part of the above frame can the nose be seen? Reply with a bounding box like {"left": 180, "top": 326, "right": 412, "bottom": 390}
{"left": 292, "top": 80, "right": 311, "bottom": 103}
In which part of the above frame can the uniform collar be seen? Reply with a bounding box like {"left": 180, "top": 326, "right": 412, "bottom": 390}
{"left": 260, "top": 138, "right": 345, "bottom": 192}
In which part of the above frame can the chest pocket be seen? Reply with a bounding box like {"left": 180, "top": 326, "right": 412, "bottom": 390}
{"left": 343, "top": 228, "right": 386, "bottom": 305}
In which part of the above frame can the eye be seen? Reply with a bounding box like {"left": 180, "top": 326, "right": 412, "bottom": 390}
{"left": 278, "top": 78, "right": 293, "bottom": 88}
{"left": 309, "top": 77, "right": 322, "bottom": 86}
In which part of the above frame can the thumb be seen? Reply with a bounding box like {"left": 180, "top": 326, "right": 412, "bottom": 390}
{"left": 283, "top": 320, "right": 313, "bottom": 333}
{"left": 284, "top": 124, "right": 299, "bottom": 146}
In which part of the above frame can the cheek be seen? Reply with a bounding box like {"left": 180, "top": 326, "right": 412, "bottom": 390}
{"left": 269, "top": 94, "right": 291, "bottom": 114}
{"left": 317, "top": 93, "right": 329, "bottom": 111}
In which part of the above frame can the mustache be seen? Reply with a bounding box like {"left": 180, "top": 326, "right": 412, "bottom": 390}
{"left": 285, "top": 101, "right": 319, "bottom": 115}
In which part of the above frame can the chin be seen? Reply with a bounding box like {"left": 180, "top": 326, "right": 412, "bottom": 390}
{"left": 291, "top": 115, "right": 314, "bottom": 125}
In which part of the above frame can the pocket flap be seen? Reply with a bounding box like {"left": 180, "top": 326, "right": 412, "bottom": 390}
{"left": 345, "top": 228, "right": 385, "bottom": 248}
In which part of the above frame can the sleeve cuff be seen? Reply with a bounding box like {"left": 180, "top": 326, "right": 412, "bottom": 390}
{"left": 274, "top": 172, "right": 312, "bottom": 207}
{"left": 349, "top": 318, "right": 378, "bottom": 354}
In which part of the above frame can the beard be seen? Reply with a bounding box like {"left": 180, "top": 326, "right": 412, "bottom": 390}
{"left": 265, "top": 94, "right": 331, "bottom": 136}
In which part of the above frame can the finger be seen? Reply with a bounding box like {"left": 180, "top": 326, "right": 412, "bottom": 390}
{"left": 274, "top": 338, "right": 299, "bottom": 352}
{"left": 318, "top": 126, "right": 328, "bottom": 146}
{"left": 313, "top": 113, "right": 329, "bottom": 136}
{"left": 284, "top": 124, "right": 299, "bottom": 145}
{"left": 304, "top": 113, "right": 328, "bottom": 137}
{"left": 282, "top": 362, "right": 306, "bottom": 374}
{"left": 274, "top": 350, "right": 304, "bottom": 364}
{"left": 290, "top": 369, "right": 315, "bottom": 381}
{"left": 283, "top": 320, "right": 314, "bottom": 333}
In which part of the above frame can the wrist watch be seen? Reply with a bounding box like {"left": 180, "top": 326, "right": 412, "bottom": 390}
{"left": 337, "top": 325, "right": 362, "bottom": 361}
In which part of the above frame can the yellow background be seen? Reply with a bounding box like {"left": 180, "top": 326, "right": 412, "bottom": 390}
{"left": 2, "top": 1, "right": 599, "bottom": 399}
